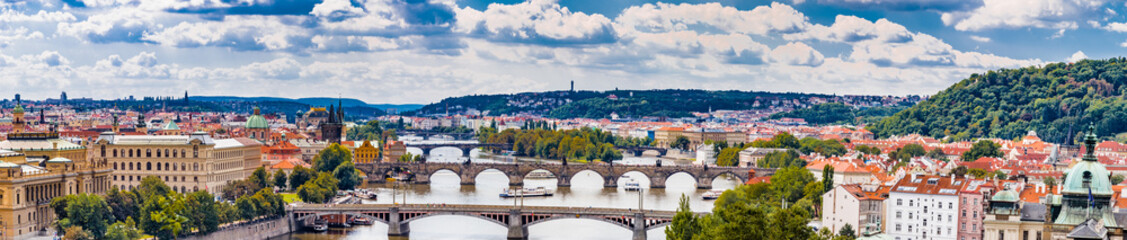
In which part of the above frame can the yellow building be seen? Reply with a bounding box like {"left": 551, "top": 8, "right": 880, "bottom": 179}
{"left": 96, "top": 132, "right": 263, "bottom": 196}
{"left": 0, "top": 132, "right": 112, "bottom": 239}
{"left": 353, "top": 140, "right": 380, "bottom": 164}
{"left": 383, "top": 140, "right": 406, "bottom": 162}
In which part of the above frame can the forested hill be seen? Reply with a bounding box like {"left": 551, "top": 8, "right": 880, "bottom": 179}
{"left": 868, "top": 58, "right": 1127, "bottom": 143}
{"left": 413, "top": 89, "right": 920, "bottom": 118}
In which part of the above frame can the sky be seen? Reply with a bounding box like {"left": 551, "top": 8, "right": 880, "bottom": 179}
{"left": 1, "top": 0, "right": 1126, "bottom": 104}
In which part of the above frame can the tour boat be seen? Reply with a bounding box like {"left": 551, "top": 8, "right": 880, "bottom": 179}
{"left": 351, "top": 218, "right": 373, "bottom": 225}
{"left": 310, "top": 220, "right": 329, "bottom": 232}
{"left": 623, "top": 177, "right": 642, "bottom": 191}
{"left": 702, "top": 190, "right": 724, "bottom": 200}
{"left": 500, "top": 186, "right": 554, "bottom": 198}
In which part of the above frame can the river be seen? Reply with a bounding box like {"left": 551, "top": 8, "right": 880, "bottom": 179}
{"left": 273, "top": 138, "right": 737, "bottom": 240}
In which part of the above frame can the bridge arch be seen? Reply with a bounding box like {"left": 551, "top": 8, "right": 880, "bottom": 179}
{"left": 400, "top": 212, "right": 509, "bottom": 228}
{"left": 708, "top": 171, "right": 748, "bottom": 184}
{"left": 293, "top": 211, "right": 387, "bottom": 224}
{"left": 569, "top": 169, "right": 618, "bottom": 188}
{"left": 618, "top": 170, "right": 652, "bottom": 188}
{"left": 525, "top": 215, "right": 635, "bottom": 231}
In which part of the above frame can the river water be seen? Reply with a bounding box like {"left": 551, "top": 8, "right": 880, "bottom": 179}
{"left": 273, "top": 138, "right": 737, "bottom": 240}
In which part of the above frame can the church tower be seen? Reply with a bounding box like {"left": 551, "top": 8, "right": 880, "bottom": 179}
{"left": 320, "top": 104, "right": 343, "bottom": 144}
{"left": 135, "top": 111, "right": 147, "bottom": 134}
{"left": 11, "top": 104, "right": 25, "bottom": 133}
{"left": 111, "top": 114, "right": 119, "bottom": 134}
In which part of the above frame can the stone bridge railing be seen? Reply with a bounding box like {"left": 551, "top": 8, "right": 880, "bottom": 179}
{"left": 289, "top": 203, "right": 695, "bottom": 240}
{"left": 357, "top": 162, "right": 775, "bottom": 189}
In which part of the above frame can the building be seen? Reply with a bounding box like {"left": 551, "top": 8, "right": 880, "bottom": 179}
{"left": 981, "top": 187, "right": 1048, "bottom": 240}
{"left": 383, "top": 140, "right": 405, "bottom": 162}
{"left": 0, "top": 131, "right": 112, "bottom": 239}
{"left": 320, "top": 105, "right": 344, "bottom": 144}
{"left": 823, "top": 184, "right": 890, "bottom": 237}
{"left": 9, "top": 105, "right": 23, "bottom": 134}
{"left": 1043, "top": 126, "right": 1124, "bottom": 239}
{"left": 353, "top": 140, "right": 379, "bottom": 164}
{"left": 957, "top": 179, "right": 992, "bottom": 240}
{"left": 245, "top": 107, "right": 269, "bottom": 142}
{"left": 97, "top": 132, "right": 263, "bottom": 196}
{"left": 738, "top": 147, "right": 786, "bottom": 167}
{"left": 654, "top": 127, "right": 745, "bottom": 150}
{"left": 885, "top": 174, "right": 965, "bottom": 240}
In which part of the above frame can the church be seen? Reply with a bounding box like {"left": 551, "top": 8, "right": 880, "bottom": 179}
{"left": 1043, "top": 125, "right": 1126, "bottom": 239}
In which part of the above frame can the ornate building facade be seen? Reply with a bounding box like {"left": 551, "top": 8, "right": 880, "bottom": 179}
{"left": 97, "top": 132, "right": 263, "bottom": 196}
{"left": 1044, "top": 126, "right": 1123, "bottom": 239}
{"left": 0, "top": 131, "right": 112, "bottom": 239}
{"left": 319, "top": 105, "right": 344, "bottom": 144}
{"left": 353, "top": 140, "right": 379, "bottom": 164}
{"left": 245, "top": 107, "right": 269, "bottom": 142}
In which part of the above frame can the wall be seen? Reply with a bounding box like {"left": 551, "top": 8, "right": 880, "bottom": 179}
{"left": 180, "top": 217, "right": 291, "bottom": 240}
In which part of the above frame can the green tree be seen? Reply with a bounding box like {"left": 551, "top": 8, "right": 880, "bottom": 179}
{"left": 106, "top": 187, "right": 140, "bottom": 225}
{"left": 757, "top": 150, "right": 804, "bottom": 168}
{"left": 967, "top": 168, "right": 990, "bottom": 178}
{"left": 838, "top": 224, "right": 857, "bottom": 240}
{"left": 1113, "top": 174, "right": 1125, "bottom": 185}
{"left": 926, "top": 148, "right": 948, "bottom": 160}
{"left": 235, "top": 196, "right": 257, "bottom": 221}
{"left": 273, "top": 169, "right": 288, "bottom": 190}
{"left": 297, "top": 173, "right": 339, "bottom": 204}
{"left": 184, "top": 191, "right": 221, "bottom": 234}
{"left": 249, "top": 167, "right": 271, "bottom": 189}
{"left": 140, "top": 194, "right": 188, "bottom": 240}
{"left": 715, "top": 147, "right": 743, "bottom": 167}
{"left": 1044, "top": 177, "right": 1058, "bottom": 189}
{"left": 63, "top": 193, "right": 115, "bottom": 238}
{"left": 63, "top": 226, "right": 94, "bottom": 240}
{"left": 313, "top": 143, "right": 353, "bottom": 172}
{"left": 670, "top": 136, "right": 691, "bottom": 150}
{"left": 771, "top": 167, "right": 817, "bottom": 203}
{"left": 289, "top": 165, "right": 315, "bottom": 189}
{"left": 135, "top": 176, "right": 171, "bottom": 203}
{"left": 333, "top": 161, "right": 362, "bottom": 190}
{"left": 664, "top": 194, "right": 700, "bottom": 240}
{"left": 822, "top": 165, "right": 834, "bottom": 194}
{"left": 961, "top": 140, "right": 1003, "bottom": 161}
{"left": 104, "top": 218, "right": 144, "bottom": 240}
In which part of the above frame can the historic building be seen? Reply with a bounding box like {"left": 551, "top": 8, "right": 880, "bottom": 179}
{"left": 0, "top": 130, "right": 112, "bottom": 239}
{"left": 822, "top": 184, "right": 889, "bottom": 237}
{"left": 1043, "top": 126, "right": 1124, "bottom": 239}
{"left": 353, "top": 140, "right": 379, "bottom": 164}
{"left": 383, "top": 140, "right": 405, "bottom": 162}
{"left": 9, "top": 105, "right": 23, "bottom": 134}
{"left": 885, "top": 175, "right": 965, "bottom": 240}
{"left": 319, "top": 104, "right": 344, "bottom": 144}
{"left": 981, "top": 186, "right": 1047, "bottom": 240}
{"left": 245, "top": 107, "right": 269, "bottom": 142}
{"left": 97, "top": 132, "right": 262, "bottom": 196}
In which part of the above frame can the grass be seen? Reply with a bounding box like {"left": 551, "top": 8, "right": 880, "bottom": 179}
{"left": 280, "top": 193, "right": 300, "bottom": 203}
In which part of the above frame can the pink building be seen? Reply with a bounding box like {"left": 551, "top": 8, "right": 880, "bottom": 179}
{"left": 957, "top": 179, "right": 990, "bottom": 240}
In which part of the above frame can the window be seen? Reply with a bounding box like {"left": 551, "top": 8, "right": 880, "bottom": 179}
{"left": 113, "top": 163, "right": 118, "bottom": 170}
{"left": 146, "top": 149, "right": 151, "bottom": 158}
{"left": 146, "top": 162, "right": 151, "bottom": 171}
{"left": 963, "top": 210, "right": 967, "bottom": 217}
{"left": 909, "top": 213, "right": 913, "bottom": 219}
{"left": 1023, "top": 230, "right": 1029, "bottom": 240}
{"left": 193, "top": 145, "right": 199, "bottom": 158}
{"left": 114, "top": 149, "right": 118, "bottom": 157}
{"left": 949, "top": 202, "right": 953, "bottom": 209}
{"left": 909, "top": 200, "right": 913, "bottom": 206}
{"left": 998, "top": 230, "right": 1003, "bottom": 240}
{"left": 897, "top": 211, "right": 902, "bottom": 218}
{"left": 156, "top": 163, "right": 161, "bottom": 171}
{"left": 101, "top": 145, "right": 106, "bottom": 157}
{"left": 896, "top": 224, "right": 901, "bottom": 231}
{"left": 156, "top": 150, "right": 161, "bottom": 158}
{"left": 924, "top": 206, "right": 928, "bottom": 213}
{"left": 973, "top": 224, "right": 976, "bottom": 231}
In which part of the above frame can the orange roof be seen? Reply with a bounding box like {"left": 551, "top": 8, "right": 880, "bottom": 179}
{"left": 890, "top": 175, "right": 966, "bottom": 195}
{"left": 746, "top": 176, "right": 771, "bottom": 185}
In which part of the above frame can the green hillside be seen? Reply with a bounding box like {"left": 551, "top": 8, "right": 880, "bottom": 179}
{"left": 868, "top": 58, "right": 1127, "bottom": 143}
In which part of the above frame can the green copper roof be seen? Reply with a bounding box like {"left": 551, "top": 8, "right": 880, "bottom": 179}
{"left": 163, "top": 121, "right": 180, "bottom": 131}
{"left": 46, "top": 157, "right": 71, "bottom": 163}
{"left": 1062, "top": 157, "right": 1115, "bottom": 196}
{"left": 12, "top": 105, "right": 23, "bottom": 114}
{"left": 246, "top": 115, "right": 268, "bottom": 129}
{"left": 991, "top": 189, "right": 1019, "bottom": 202}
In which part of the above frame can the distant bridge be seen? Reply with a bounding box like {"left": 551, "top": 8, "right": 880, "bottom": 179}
{"left": 289, "top": 203, "right": 694, "bottom": 240}
{"left": 399, "top": 130, "right": 477, "bottom": 140}
{"left": 615, "top": 146, "right": 668, "bottom": 157}
{"left": 403, "top": 143, "right": 512, "bottom": 160}
{"left": 356, "top": 162, "right": 774, "bottom": 189}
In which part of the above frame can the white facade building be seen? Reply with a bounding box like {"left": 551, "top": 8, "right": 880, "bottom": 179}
{"left": 885, "top": 175, "right": 965, "bottom": 240}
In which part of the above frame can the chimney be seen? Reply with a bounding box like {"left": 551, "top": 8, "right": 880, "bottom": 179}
{"left": 911, "top": 173, "right": 918, "bottom": 182}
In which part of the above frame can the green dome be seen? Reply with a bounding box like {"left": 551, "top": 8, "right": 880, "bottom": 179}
{"left": 1062, "top": 160, "right": 1114, "bottom": 196}
{"left": 991, "top": 189, "right": 1019, "bottom": 202}
{"left": 163, "top": 121, "right": 180, "bottom": 131}
{"left": 12, "top": 105, "right": 23, "bottom": 114}
{"left": 246, "top": 108, "right": 268, "bottom": 129}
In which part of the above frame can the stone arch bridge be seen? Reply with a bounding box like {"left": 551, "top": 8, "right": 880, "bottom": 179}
{"left": 404, "top": 143, "right": 511, "bottom": 160}
{"left": 399, "top": 130, "right": 477, "bottom": 140}
{"left": 290, "top": 204, "right": 690, "bottom": 240}
{"left": 356, "top": 162, "right": 774, "bottom": 189}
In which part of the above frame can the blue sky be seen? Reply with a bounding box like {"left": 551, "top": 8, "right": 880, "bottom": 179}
{"left": 1, "top": 0, "right": 1125, "bottom": 104}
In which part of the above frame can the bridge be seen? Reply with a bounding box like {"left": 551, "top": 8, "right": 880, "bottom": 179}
{"left": 399, "top": 130, "right": 477, "bottom": 140}
{"left": 616, "top": 146, "right": 668, "bottom": 157}
{"left": 404, "top": 143, "right": 512, "bottom": 160}
{"left": 289, "top": 203, "right": 693, "bottom": 240}
{"left": 356, "top": 162, "right": 774, "bottom": 189}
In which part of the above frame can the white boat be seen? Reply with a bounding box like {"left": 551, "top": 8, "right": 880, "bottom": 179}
{"left": 623, "top": 177, "right": 641, "bottom": 191}
{"left": 500, "top": 186, "right": 554, "bottom": 198}
{"left": 702, "top": 190, "right": 724, "bottom": 200}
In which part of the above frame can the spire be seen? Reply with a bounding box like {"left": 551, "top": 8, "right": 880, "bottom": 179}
{"left": 1084, "top": 124, "right": 1098, "bottom": 162}
{"left": 328, "top": 105, "right": 336, "bottom": 123}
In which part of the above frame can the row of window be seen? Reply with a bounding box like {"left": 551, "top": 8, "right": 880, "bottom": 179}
{"left": 101, "top": 146, "right": 200, "bottom": 159}
{"left": 896, "top": 198, "right": 954, "bottom": 209}
{"left": 113, "top": 161, "right": 200, "bottom": 172}
{"left": 893, "top": 224, "right": 952, "bottom": 236}
{"left": 895, "top": 211, "right": 954, "bottom": 222}
{"left": 114, "top": 174, "right": 198, "bottom": 183}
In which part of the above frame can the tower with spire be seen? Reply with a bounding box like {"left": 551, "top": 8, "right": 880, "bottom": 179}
{"left": 319, "top": 101, "right": 345, "bottom": 144}
{"left": 11, "top": 104, "right": 25, "bottom": 133}
{"left": 135, "top": 109, "right": 147, "bottom": 134}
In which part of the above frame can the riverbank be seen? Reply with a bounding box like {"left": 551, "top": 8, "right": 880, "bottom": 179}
{"left": 179, "top": 217, "right": 290, "bottom": 240}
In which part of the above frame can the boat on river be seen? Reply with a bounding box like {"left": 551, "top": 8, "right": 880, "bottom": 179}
{"left": 623, "top": 177, "right": 641, "bottom": 191}
{"left": 500, "top": 186, "right": 554, "bottom": 198}
{"left": 309, "top": 219, "right": 329, "bottom": 232}
{"left": 351, "top": 218, "right": 373, "bottom": 226}
{"left": 702, "top": 190, "right": 724, "bottom": 200}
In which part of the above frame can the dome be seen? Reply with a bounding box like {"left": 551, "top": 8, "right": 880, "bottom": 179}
{"left": 991, "top": 189, "right": 1019, "bottom": 202}
{"left": 246, "top": 107, "right": 268, "bottom": 129}
{"left": 12, "top": 105, "right": 23, "bottom": 114}
{"left": 1061, "top": 160, "right": 1114, "bottom": 196}
{"left": 163, "top": 121, "right": 180, "bottom": 131}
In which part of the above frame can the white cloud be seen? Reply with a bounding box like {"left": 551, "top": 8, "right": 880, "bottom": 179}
{"left": 941, "top": 0, "right": 1111, "bottom": 31}
{"left": 456, "top": 0, "right": 614, "bottom": 43}
{"left": 56, "top": 7, "right": 161, "bottom": 43}
{"left": 770, "top": 42, "right": 824, "bottom": 66}
{"left": 0, "top": 10, "right": 76, "bottom": 22}
{"left": 615, "top": 2, "right": 809, "bottom": 37}
{"left": 1104, "top": 22, "right": 1127, "bottom": 32}
{"left": 969, "top": 35, "right": 990, "bottom": 42}
{"left": 785, "top": 15, "right": 911, "bottom": 43}
{"left": 1066, "top": 50, "right": 1087, "bottom": 62}
{"left": 142, "top": 16, "right": 307, "bottom": 51}
{"left": 310, "top": 0, "right": 365, "bottom": 19}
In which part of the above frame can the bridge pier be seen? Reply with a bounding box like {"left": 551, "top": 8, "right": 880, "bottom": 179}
{"left": 414, "top": 173, "right": 431, "bottom": 184}
{"left": 557, "top": 175, "right": 571, "bottom": 187}
{"left": 697, "top": 177, "right": 713, "bottom": 189}
{"left": 460, "top": 173, "right": 475, "bottom": 185}
{"left": 604, "top": 176, "right": 618, "bottom": 188}
{"left": 387, "top": 207, "right": 410, "bottom": 236}
{"left": 633, "top": 213, "right": 647, "bottom": 240}
{"left": 507, "top": 209, "right": 528, "bottom": 240}
{"left": 508, "top": 175, "right": 524, "bottom": 186}
{"left": 649, "top": 176, "right": 666, "bottom": 189}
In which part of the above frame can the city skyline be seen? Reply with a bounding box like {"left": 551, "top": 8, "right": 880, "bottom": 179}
{"left": 1, "top": 0, "right": 1126, "bottom": 104}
